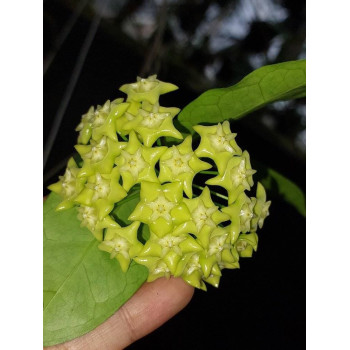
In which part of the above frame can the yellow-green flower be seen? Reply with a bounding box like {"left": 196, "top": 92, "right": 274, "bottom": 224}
{"left": 222, "top": 192, "right": 257, "bottom": 243}
{"left": 196, "top": 226, "right": 236, "bottom": 279}
{"left": 74, "top": 167, "right": 127, "bottom": 219}
{"left": 252, "top": 182, "right": 271, "bottom": 231}
{"left": 234, "top": 232, "right": 259, "bottom": 258}
{"left": 128, "top": 181, "right": 192, "bottom": 237}
{"left": 175, "top": 252, "right": 207, "bottom": 291}
{"left": 159, "top": 136, "right": 212, "bottom": 198}
{"left": 206, "top": 150, "right": 256, "bottom": 203}
{"left": 77, "top": 204, "right": 118, "bottom": 241}
{"left": 194, "top": 121, "right": 242, "bottom": 173}
{"left": 133, "top": 256, "right": 172, "bottom": 282}
{"left": 91, "top": 99, "right": 129, "bottom": 142}
{"left": 75, "top": 136, "right": 126, "bottom": 177}
{"left": 119, "top": 75, "right": 178, "bottom": 104}
{"left": 183, "top": 186, "right": 230, "bottom": 233}
{"left": 115, "top": 131, "right": 167, "bottom": 191}
{"left": 76, "top": 106, "right": 95, "bottom": 145}
{"left": 47, "top": 157, "right": 86, "bottom": 211}
{"left": 98, "top": 221, "right": 143, "bottom": 272}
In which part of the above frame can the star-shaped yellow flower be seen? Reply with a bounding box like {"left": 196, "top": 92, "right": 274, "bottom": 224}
{"left": 252, "top": 182, "right": 271, "bottom": 231}
{"left": 115, "top": 100, "right": 142, "bottom": 136}
{"left": 77, "top": 204, "right": 119, "bottom": 241}
{"left": 136, "top": 229, "right": 202, "bottom": 275}
{"left": 75, "top": 106, "right": 95, "bottom": 145}
{"left": 159, "top": 136, "right": 212, "bottom": 198}
{"left": 98, "top": 221, "right": 143, "bottom": 272}
{"left": 115, "top": 131, "right": 167, "bottom": 191}
{"left": 174, "top": 252, "right": 207, "bottom": 291}
{"left": 133, "top": 256, "right": 172, "bottom": 282}
{"left": 206, "top": 150, "right": 256, "bottom": 203}
{"left": 234, "top": 232, "right": 259, "bottom": 258}
{"left": 128, "top": 181, "right": 192, "bottom": 237}
{"left": 195, "top": 226, "right": 235, "bottom": 278}
{"left": 193, "top": 121, "right": 242, "bottom": 174}
{"left": 119, "top": 75, "right": 178, "bottom": 105}
{"left": 91, "top": 99, "right": 129, "bottom": 142}
{"left": 202, "top": 263, "right": 222, "bottom": 288}
{"left": 183, "top": 186, "right": 230, "bottom": 234}
{"left": 74, "top": 167, "right": 127, "bottom": 219}
{"left": 75, "top": 136, "right": 126, "bottom": 177}
{"left": 221, "top": 192, "right": 257, "bottom": 243}
{"left": 47, "top": 157, "right": 86, "bottom": 211}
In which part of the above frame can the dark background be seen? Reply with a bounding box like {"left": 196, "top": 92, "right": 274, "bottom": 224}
{"left": 44, "top": 0, "right": 305, "bottom": 349}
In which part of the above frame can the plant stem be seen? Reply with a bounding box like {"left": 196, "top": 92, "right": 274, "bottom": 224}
{"left": 119, "top": 134, "right": 128, "bottom": 142}
{"left": 192, "top": 184, "right": 228, "bottom": 201}
{"left": 200, "top": 170, "right": 218, "bottom": 175}
{"left": 157, "top": 138, "right": 162, "bottom": 146}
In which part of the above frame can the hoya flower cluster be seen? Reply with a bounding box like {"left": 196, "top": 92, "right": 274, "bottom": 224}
{"left": 49, "top": 75, "right": 271, "bottom": 290}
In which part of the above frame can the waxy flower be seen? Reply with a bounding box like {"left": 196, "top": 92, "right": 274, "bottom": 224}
{"left": 194, "top": 121, "right": 242, "bottom": 174}
{"left": 128, "top": 181, "right": 192, "bottom": 237}
{"left": 98, "top": 221, "right": 143, "bottom": 272}
{"left": 234, "top": 232, "right": 258, "bottom": 258}
{"left": 183, "top": 186, "right": 230, "bottom": 233}
{"left": 91, "top": 100, "right": 129, "bottom": 142}
{"left": 159, "top": 136, "right": 211, "bottom": 198}
{"left": 252, "top": 182, "right": 271, "bottom": 231}
{"left": 76, "top": 106, "right": 95, "bottom": 145}
{"left": 136, "top": 230, "right": 202, "bottom": 276}
{"left": 119, "top": 75, "right": 178, "bottom": 104}
{"left": 222, "top": 192, "right": 258, "bottom": 243}
{"left": 115, "top": 131, "right": 167, "bottom": 191}
{"left": 77, "top": 205, "right": 118, "bottom": 241}
{"left": 75, "top": 136, "right": 125, "bottom": 177}
{"left": 131, "top": 101, "right": 183, "bottom": 147}
{"left": 74, "top": 167, "right": 127, "bottom": 219}
{"left": 206, "top": 150, "right": 256, "bottom": 203}
{"left": 48, "top": 158, "right": 86, "bottom": 211}
{"left": 175, "top": 253, "right": 207, "bottom": 290}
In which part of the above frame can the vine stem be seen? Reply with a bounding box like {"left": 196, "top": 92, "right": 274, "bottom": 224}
{"left": 192, "top": 184, "right": 228, "bottom": 201}
{"left": 200, "top": 170, "right": 219, "bottom": 175}
{"left": 119, "top": 134, "right": 128, "bottom": 142}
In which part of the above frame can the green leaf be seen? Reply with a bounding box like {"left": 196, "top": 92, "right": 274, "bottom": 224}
{"left": 254, "top": 163, "right": 306, "bottom": 217}
{"left": 177, "top": 60, "right": 306, "bottom": 132}
{"left": 43, "top": 193, "right": 148, "bottom": 346}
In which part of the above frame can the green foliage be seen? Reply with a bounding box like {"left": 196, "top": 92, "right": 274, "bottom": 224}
{"left": 177, "top": 60, "right": 306, "bottom": 132}
{"left": 43, "top": 193, "right": 148, "bottom": 346}
{"left": 257, "top": 166, "right": 306, "bottom": 217}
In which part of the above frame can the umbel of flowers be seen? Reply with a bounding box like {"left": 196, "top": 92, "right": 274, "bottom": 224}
{"left": 49, "top": 75, "right": 271, "bottom": 290}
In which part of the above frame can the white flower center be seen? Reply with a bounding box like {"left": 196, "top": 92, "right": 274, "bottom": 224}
{"left": 78, "top": 206, "right": 98, "bottom": 230}
{"left": 132, "top": 75, "right": 158, "bottom": 92}
{"left": 208, "top": 234, "right": 228, "bottom": 256}
{"left": 236, "top": 240, "right": 248, "bottom": 252}
{"left": 153, "top": 261, "right": 170, "bottom": 275}
{"left": 158, "top": 234, "right": 185, "bottom": 256}
{"left": 60, "top": 168, "right": 76, "bottom": 197}
{"left": 186, "top": 254, "right": 201, "bottom": 275}
{"left": 209, "top": 123, "right": 236, "bottom": 152}
{"left": 148, "top": 195, "right": 175, "bottom": 221}
{"left": 120, "top": 148, "right": 147, "bottom": 179}
{"left": 163, "top": 146, "right": 192, "bottom": 177}
{"left": 192, "top": 201, "right": 217, "bottom": 231}
{"left": 140, "top": 110, "right": 169, "bottom": 128}
{"left": 92, "top": 173, "right": 110, "bottom": 201}
{"left": 86, "top": 137, "right": 108, "bottom": 163}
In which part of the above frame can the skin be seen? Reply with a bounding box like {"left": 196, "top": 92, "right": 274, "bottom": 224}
{"left": 45, "top": 277, "right": 194, "bottom": 350}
